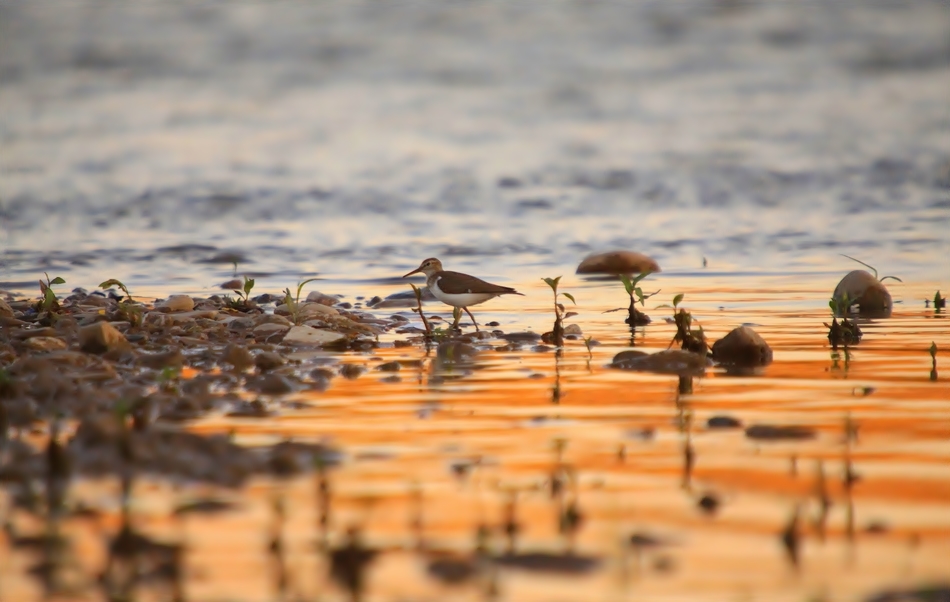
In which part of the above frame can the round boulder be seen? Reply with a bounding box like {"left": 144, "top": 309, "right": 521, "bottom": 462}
{"left": 832, "top": 270, "right": 892, "bottom": 317}
{"left": 711, "top": 326, "right": 773, "bottom": 367}
{"left": 576, "top": 250, "right": 660, "bottom": 276}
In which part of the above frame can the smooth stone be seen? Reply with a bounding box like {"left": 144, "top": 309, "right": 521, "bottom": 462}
{"left": 80, "top": 295, "right": 113, "bottom": 307}
{"left": 576, "top": 250, "right": 661, "bottom": 275}
{"left": 249, "top": 373, "right": 294, "bottom": 395}
{"left": 610, "top": 349, "right": 707, "bottom": 376}
{"left": 340, "top": 364, "right": 365, "bottom": 379}
{"left": 564, "top": 324, "right": 583, "bottom": 335}
{"left": 376, "top": 361, "right": 401, "bottom": 372}
{"left": 305, "top": 291, "right": 338, "bottom": 306}
{"left": 253, "top": 314, "right": 293, "bottom": 327}
{"left": 299, "top": 302, "right": 340, "bottom": 318}
{"left": 151, "top": 310, "right": 219, "bottom": 324}
{"left": 745, "top": 424, "right": 817, "bottom": 441}
{"left": 23, "top": 336, "right": 68, "bottom": 352}
{"left": 160, "top": 295, "right": 196, "bottom": 312}
{"left": 833, "top": 270, "right": 892, "bottom": 316}
{"left": 139, "top": 349, "right": 185, "bottom": 370}
{"left": 253, "top": 323, "right": 291, "bottom": 337}
{"left": 500, "top": 331, "right": 542, "bottom": 342}
{"left": 711, "top": 326, "right": 773, "bottom": 366}
{"left": 255, "top": 351, "right": 285, "bottom": 372}
{"left": 0, "top": 298, "right": 14, "bottom": 317}
{"left": 220, "top": 278, "right": 243, "bottom": 290}
{"left": 222, "top": 344, "right": 254, "bottom": 369}
{"left": 281, "top": 325, "right": 347, "bottom": 347}
{"left": 79, "top": 321, "right": 130, "bottom": 354}
{"left": 707, "top": 415, "right": 743, "bottom": 429}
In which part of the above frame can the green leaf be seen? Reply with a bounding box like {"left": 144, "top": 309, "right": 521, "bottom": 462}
{"left": 542, "top": 276, "right": 561, "bottom": 291}
{"left": 243, "top": 277, "right": 255, "bottom": 295}
{"left": 50, "top": 276, "right": 65, "bottom": 286}
{"left": 561, "top": 292, "right": 576, "bottom": 304}
{"left": 619, "top": 274, "right": 633, "bottom": 295}
{"left": 99, "top": 279, "right": 123, "bottom": 290}
{"left": 295, "top": 277, "right": 321, "bottom": 302}
{"left": 672, "top": 293, "right": 684, "bottom": 308}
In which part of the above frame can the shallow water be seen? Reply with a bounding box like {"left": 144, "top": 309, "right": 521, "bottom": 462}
{"left": 1, "top": 1, "right": 949, "bottom": 600}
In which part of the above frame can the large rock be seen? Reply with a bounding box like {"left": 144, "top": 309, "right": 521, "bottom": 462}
{"left": 832, "top": 270, "right": 892, "bottom": 317}
{"left": 0, "top": 298, "right": 13, "bottom": 318}
{"left": 576, "top": 251, "right": 661, "bottom": 275}
{"left": 610, "top": 349, "right": 707, "bottom": 376}
{"left": 281, "top": 325, "right": 347, "bottom": 347}
{"left": 711, "top": 326, "right": 773, "bottom": 367}
{"left": 79, "top": 321, "right": 130, "bottom": 353}
{"left": 305, "top": 291, "right": 338, "bottom": 306}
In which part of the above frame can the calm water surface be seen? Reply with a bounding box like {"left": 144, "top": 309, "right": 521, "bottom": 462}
{"left": 1, "top": 1, "right": 948, "bottom": 600}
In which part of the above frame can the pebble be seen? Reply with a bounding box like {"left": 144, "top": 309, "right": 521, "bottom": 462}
{"left": 376, "top": 361, "right": 401, "bottom": 372}
{"left": 139, "top": 349, "right": 185, "bottom": 370}
{"left": 253, "top": 323, "right": 291, "bottom": 339}
{"left": 340, "top": 364, "right": 365, "bottom": 379}
{"left": 250, "top": 373, "right": 294, "bottom": 396}
{"left": 745, "top": 424, "right": 817, "bottom": 441}
{"left": 711, "top": 326, "right": 773, "bottom": 367}
{"left": 281, "top": 325, "right": 347, "bottom": 347}
{"left": 707, "top": 415, "right": 743, "bottom": 429}
{"left": 220, "top": 279, "right": 243, "bottom": 290}
{"left": 576, "top": 250, "right": 661, "bottom": 275}
{"left": 79, "top": 321, "right": 130, "bottom": 354}
{"left": 610, "top": 349, "right": 707, "bottom": 376}
{"left": 159, "top": 294, "right": 196, "bottom": 312}
{"left": 306, "top": 291, "right": 339, "bottom": 306}
{"left": 564, "top": 323, "right": 583, "bottom": 335}
{"left": 255, "top": 351, "right": 285, "bottom": 372}
{"left": 23, "top": 336, "right": 68, "bottom": 352}
{"left": 222, "top": 344, "right": 254, "bottom": 370}
{"left": 0, "top": 298, "right": 13, "bottom": 317}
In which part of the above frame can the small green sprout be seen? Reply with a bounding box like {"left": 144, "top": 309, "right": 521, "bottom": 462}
{"left": 99, "top": 278, "right": 132, "bottom": 302}
{"left": 542, "top": 276, "right": 576, "bottom": 347}
{"left": 283, "top": 277, "right": 321, "bottom": 325}
{"left": 619, "top": 272, "right": 656, "bottom": 326}
{"left": 583, "top": 336, "right": 594, "bottom": 361}
{"left": 931, "top": 342, "right": 938, "bottom": 359}
{"left": 840, "top": 254, "right": 902, "bottom": 283}
{"left": 934, "top": 291, "right": 945, "bottom": 310}
{"left": 38, "top": 272, "right": 65, "bottom": 312}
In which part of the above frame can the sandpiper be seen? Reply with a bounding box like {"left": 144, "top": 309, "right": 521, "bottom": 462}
{"left": 403, "top": 258, "right": 523, "bottom": 330}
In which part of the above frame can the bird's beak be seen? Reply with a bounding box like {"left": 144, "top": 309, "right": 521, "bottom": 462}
{"left": 403, "top": 266, "right": 423, "bottom": 278}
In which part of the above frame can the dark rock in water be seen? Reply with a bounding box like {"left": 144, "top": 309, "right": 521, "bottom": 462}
{"left": 427, "top": 555, "right": 478, "bottom": 584}
{"left": 610, "top": 349, "right": 707, "bottom": 376}
{"left": 865, "top": 585, "right": 950, "bottom": 602}
{"left": 707, "top": 415, "right": 743, "bottom": 429}
{"left": 711, "top": 326, "right": 772, "bottom": 367}
{"left": 376, "top": 361, "right": 401, "bottom": 372}
{"left": 500, "top": 331, "right": 541, "bottom": 343}
{"left": 436, "top": 341, "right": 478, "bottom": 364}
{"left": 745, "top": 424, "right": 817, "bottom": 441}
{"left": 66, "top": 415, "right": 259, "bottom": 487}
{"left": 252, "top": 293, "right": 281, "bottom": 304}
{"left": 628, "top": 532, "right": 670, "bottom": 548}
{"left": 497, "top": 176, "right": 522, "bottom": 188}
{"left": 576, "top": 250, "right": 661, "bottom": 275}
{"left": 494, "top": 551, "right": 601, "bottom": 574}
{"left": 833, "top": 270, "right": 893, "bottom": 317}
{"left": 367, "top": 296, "right": 383, "bottom": 307}
{"left": 697, "top": 493, "right": 721, "bottom": 515}
{"left": 219, "top": 278, "right": 243, "bottom": 290}
{"left": 340, "top": 364, "right": 365, "bottom": 380}
{"left": 247, "top": 373, "right": 294, "bottom": 396}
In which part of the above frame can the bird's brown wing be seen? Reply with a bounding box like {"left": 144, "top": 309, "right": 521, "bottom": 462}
{"left": 436, "top": 271, "right": 522, "bottom": 295}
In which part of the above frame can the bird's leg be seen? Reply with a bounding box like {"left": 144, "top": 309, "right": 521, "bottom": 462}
{"left": 464, "top": 307, "right": 480, "bottom": 332}
{"left": 451, "top": 307, "right": 462, "bottom": 331}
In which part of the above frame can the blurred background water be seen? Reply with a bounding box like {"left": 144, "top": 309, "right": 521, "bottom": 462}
{"left": 1, "top": 0, "right": 948, "bottom": 295}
